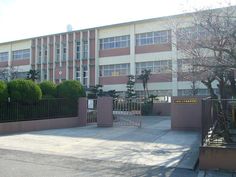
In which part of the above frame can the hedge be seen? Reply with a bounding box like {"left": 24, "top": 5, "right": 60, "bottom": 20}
{"left": 57, "top": 80, "right": 85, "bottom": 100}
{"left": 8, "top": 79, "right": 42, "bottom": 103}
{"left": 0, "top": 81, "right": 8, "bottom": 103}
{"left": 39, "top": 81, "right": 57, "bottom": 98}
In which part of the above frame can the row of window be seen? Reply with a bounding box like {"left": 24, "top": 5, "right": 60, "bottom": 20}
{"left": 136, "top": 60, "right": 172, "bottom": 75}
{"left": 0, "top": 52, "right": 8, "bottom": 62}
{"left": 36, "top": 41, "right": 88, "bottom": 63}
{"left": 177, "top": 26, "right": 208, "bottom": 43}
{"left": 99, "top": 59, "right": 201, "bottom": 77}
{"left": 12, "top": 49, "right": 30, "bottom": 60}
{"left": 75, "top": 65, "right": 88, "bottom": 86}
{"left": 99, "top": 31, "right": 171, "bottom": 50}
{"left": 76, "top": 41, "right": 88, "bottom": 60}
{"left": 99, "top": 26, "right": 209, "bottom": 50}
{"left": 99, "top": 60, "right": 172, "bottom": 77}
{"left": 99, "top": 35, "right": 130, "bottom": 50}
{"left": 0, "top": 49, "right": 30, "bottom": 62}
{"left": 99, "top": 63, "right": 130, "bottom": 77}
{"left": 136, "top": 31, "right": 170, "bottom": 46}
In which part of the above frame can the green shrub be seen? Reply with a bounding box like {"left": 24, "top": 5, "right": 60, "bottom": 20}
{"left": 57, "top": 80, "right": 85, "bottom": 100}
{"left": 0, "top": 81, "right": 8, "bottom": 103}
{"left": 8, "top": 79, "right": 42, "bottom": 103}
{"left": 39, "top": 81, "right": 56, "bottom": 98}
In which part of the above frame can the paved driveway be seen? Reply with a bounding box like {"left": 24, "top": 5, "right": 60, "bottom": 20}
{"left": 0, "top": 116, "right": 200, "bottom": 176}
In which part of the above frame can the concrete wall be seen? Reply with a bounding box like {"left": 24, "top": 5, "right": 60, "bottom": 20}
{"left": 171, "top": 96, "right": 203, "bottom": 131}
{"left": 199, "top": 146, "right": 236, "bottom": 170}
{"left": 97, "top": 96, "right": 113, "bottom": 127}
{"left": 0, "top": 117, "right": 79, "bottom": 134}
{"left": 0, "top": 98, "right": 88, "bottom": 134}
{"left": 153, "top": 103, "right": 171, "bottom": 116}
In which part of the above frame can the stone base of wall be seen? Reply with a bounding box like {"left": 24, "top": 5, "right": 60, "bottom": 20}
{"left": 199, "top": 145, "right": 236, "bottom": 171}
{"left": 171, "top": 96, "right": 203, "bottom": 131}
{"left": 0, "top": 117, "right": 79, "bottom": 134}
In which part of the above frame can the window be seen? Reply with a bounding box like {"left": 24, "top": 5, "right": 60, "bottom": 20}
{"left": 55, "top": 44, "right": 60, "bottom": 62}
{"left": 42, "top": 69, "right": 47, "bottom": 80}
{"left": 76, "top": 41, "right": 80, "bottom": 60}
{"left": 136, "top": 30, "right": 170, "bottom": 46}
{"left": 37, "top": 47, "right": 41, "bottom": 64}
{"left": 0, "top": 52, "right": 8, "bottom": 62}
{"left": 177, "top": 26, "right": 208, "bottom": 43}
{"left": 15, "top": 72, "right": 28, "bottom": 79}
{"left": 43, "top": 47, "right": 47, "bottom": 63}
{"left": 177, "top": 59, "right": 191, "bottom": 72}
{"left": 82, "top": 65, "right": 88, "bottom": 87}
{"left": 62, "top": 43, "right": 67, "bottom": 61}
{"left": 136, "top": 60, "right": 172, "bottom": 75}
{"left": 99, "top": 35, "right": 130, "bottom": 50}
{"left": 99, "top": 63, "right": 130, "bottom": 77}
{"left": 177, "top": 58, "right": 203, "bottom": 72}
{"left": 12, "top": 49, "right": 30, "bottom": 60}
{"left": 75, "top": 67, "right": 80, "bottom": 81}
{"left": 83, "top": 41, "right": 88, "bottom": 59}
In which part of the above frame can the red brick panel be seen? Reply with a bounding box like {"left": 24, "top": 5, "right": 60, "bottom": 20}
{"left": 49, "top": 69, "right": 53, "bottom": 80}
{"left": 177, "top": 72, "right": 208, "bottom": 81}
{"left": 90, "top": 65, "right": 95, "bottom": 86}
{"left": 99, "top": 76, "right": 128, "bottom": 85}
{"left": 69, "top": 67, "right": 73, "bottom": 80}
{"left": 68, "top": 42, "right": 73, "bottom": 60}
{"left": 135, "top": 43, "right": 172, "bottom": 54}
{"left": 90, "top": 39, "right": 95, "bottom": 59}
{"left": 136, "top": 73, "right": 172, "bottom": 83}
{"left": 99, "top": 48, "right": 130, "bottom": 57}
{"left": 55, "top": 67, "right": 66, "bottom": 79}
{"left": 12, "top": 59, "right": 30, "bottom": 66}
{"left": 31, "top": 47, "right": 35, "bottom": 65}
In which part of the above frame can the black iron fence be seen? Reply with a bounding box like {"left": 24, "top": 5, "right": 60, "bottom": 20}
{"left": 87, "top": 99, "right": 97, "bottom": 124}
{"left": 113, "top": 99, "right": 142, "bottom": 128}
{"left": 201, "top": 98, "right": 236, "bottom": 146}
{"left": 0, "top": 98, "right": 78, "bottom": 123}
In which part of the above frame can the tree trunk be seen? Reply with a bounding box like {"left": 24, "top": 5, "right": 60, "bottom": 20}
{"left": 201, "top": 79, "right": 218, "bottom": 99}
{"left": 228, "top": 71, "right": 236, "bottom": 97}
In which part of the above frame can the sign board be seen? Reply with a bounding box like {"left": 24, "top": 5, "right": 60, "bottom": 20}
{"left": 88, "top": 99, "right": 94, "bottom": 109}
{"left": 174, "top": 98, "right": 198, "bottom": 104}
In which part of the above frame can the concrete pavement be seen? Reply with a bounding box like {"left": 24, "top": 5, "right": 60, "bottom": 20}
{"left": 0, "top": 116, "right": 200, "bottom": 176}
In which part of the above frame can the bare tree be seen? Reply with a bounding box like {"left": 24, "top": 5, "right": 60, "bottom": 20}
{"left": 0, "top": 66, "right": 18, "bottom": 81}
{"left": 176, "top": 6, "right": 236, "bottom": 99}
{"left": 175, "top": 6, "right": 236, "bottom": 142}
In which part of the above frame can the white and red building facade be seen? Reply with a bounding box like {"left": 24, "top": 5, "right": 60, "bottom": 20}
{"left": 0, "top": 11, "right": 220, "bottom": 97}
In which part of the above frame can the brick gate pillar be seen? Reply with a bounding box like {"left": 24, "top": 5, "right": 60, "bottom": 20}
{"left": 78, "top": 97, "right": 87, "bottom": 126}
{"left": 97, "top": 96, "right": 113, "bottom": 127}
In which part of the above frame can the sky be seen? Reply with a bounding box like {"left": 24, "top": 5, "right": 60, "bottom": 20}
{"left": 0, "top": 0, "right": 236, "bottom": 43}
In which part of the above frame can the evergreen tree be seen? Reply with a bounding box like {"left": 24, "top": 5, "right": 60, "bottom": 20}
{"left": 26, "top": 69, "right": 40, "bottom": 82}
{"left": 125, "top": 75, "right": 136, "bottom": 100}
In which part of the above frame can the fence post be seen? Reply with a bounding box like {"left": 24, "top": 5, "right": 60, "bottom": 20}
{"left": 97, "top": 96, "right": 113, "bottom": 127}
{"left": 78, "top": 97, "right": 87, "bottom": 127}
{"left": 201, "top": 99, "right": 205, "bottom": 145}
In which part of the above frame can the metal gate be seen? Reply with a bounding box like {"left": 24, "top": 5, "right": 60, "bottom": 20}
{"left": 113, "top": 99, "right": 142, "bottom": 128}
{"left": 87, "top": 99, "right": 97, "bottom": 124}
